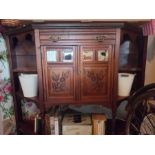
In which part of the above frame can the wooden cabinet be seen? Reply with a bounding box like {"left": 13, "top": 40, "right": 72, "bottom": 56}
{"left": 42, "top": 46, "right": 76, "bottom": 104}
{"left": 4, "top": 22, "right": 147, "bottom": 134}
{"left": 38, "top": 26, "right": 118, "bottom": 110}
{"left": 80, "top": 45, "right": 113, "bottom": 105}
{"left": 42, "top": 43, "right": 114, "bottom": 108}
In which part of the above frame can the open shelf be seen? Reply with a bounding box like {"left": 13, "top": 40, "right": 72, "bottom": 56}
{"left": 18, "top": 120, "right": 34, "bottom": 135}
{"left": 13, "top": 67, "right": 37, "bottom": 73}
{"left": 16, "top": 91, "right": 40, "bottom": 107}
{"left": 119, "top": 67, "right": 142, "bottom": 73}
{"left": 12, "top": 54, "right": 36, "bottom": 56}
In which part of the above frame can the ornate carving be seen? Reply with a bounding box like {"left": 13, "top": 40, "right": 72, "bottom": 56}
{"left": 51, "top": 71, "right": 70, "bottom": 92}
{"left": 87, "top": 70, "right": 104, "bottom": 91}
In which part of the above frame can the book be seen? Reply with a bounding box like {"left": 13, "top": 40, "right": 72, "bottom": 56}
{"left": 45, "top": 106, "right": 62, "bottom": 135}
{"left": 54, "top": 115, "right": 59, "bottom": 135}
{"left": 45, "top": 114, "right": 59, "bottom": 135}
{"left": 47, "top": 114, "right": 61, "bottom": 135}
{"left": 34, "top": 114, "right": 43, "bottom": 134}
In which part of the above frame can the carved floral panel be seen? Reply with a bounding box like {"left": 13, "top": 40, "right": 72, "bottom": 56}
{"left": 47, "top": 67, "right": 74, "bottom": 97}
{"left": 83, "top": 67, "right": 108, "bottom": 96}
{"left": 51, "top": 71, "right": 70, "bottom": 92}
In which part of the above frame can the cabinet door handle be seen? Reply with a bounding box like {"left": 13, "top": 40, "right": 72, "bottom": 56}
{"left": 49, "top": 35, "right": 61, "bottom": 42}
{"left": 96, "top": 35, "right": 105, "bottom": 42}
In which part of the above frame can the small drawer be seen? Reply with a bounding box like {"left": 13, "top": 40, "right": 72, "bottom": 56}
{"left": 39, "top": 30, "right": 116, "bottom": 44}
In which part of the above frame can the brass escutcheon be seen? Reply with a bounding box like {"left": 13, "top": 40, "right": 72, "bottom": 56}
{"left": 49, "top": 35, "right": 61, "bottom": 42}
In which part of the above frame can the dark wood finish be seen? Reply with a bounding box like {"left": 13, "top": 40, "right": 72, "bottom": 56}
{"left": 80, "top": 45, "right": 113, "bottom": 103}
{"left": 18, "top": 120, "right": 34, "bottom": 135}
{"left": 4, "top": 29, "right": 38, "bottom": 134}
{"left": 4, "top": 22, "right": 147, "bottom": 134}
{"left": 119, "top": 29, "right": 148, "bottom": 93}
{"left": 46, "top": 66, "right": 75, "bottom": 100}
{"left": 111, "top": 28, "right": 121, "bottom": 134}
{"left": 13, "top": 67, "right": 37, "bottom": 73}
{"left": 34, "top": 29, "right": 44, "bottom": 111}
{"left": 140, "top": 36, "right": 148, "bottom": 86}
{"left": 42, "top": 46, "right": 76, "bottom": 107}
{"left": 119, "top": 67, "right": 142, "bottom": 72}
{"left": 5, "top": 36, "right": 23, "bottom": 132}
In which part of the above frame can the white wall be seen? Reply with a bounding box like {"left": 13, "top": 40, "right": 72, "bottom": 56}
{"left": 145, "top": 35, "right": 155, "bottom": 84}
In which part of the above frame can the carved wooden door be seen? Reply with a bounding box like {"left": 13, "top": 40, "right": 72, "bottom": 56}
{"left": 42, "top": 46, "right": 77, "bottom": 104}
{"left": 79, "top": 45, "right": 113, "bottom": 104}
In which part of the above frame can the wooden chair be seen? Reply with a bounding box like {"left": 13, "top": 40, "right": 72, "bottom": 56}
{"left": 116, "top": 83, "right": 155, "bottom": 135}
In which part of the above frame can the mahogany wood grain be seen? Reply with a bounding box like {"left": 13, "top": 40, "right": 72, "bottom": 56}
{"left": 4, "top": 22, "right": 147, "bottom": 134}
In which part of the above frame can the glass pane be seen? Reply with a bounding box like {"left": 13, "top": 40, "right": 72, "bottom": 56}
{"left": 83, "top": 51, "right": 94, "bottom": 61}
{"left": 98, "top": 50, "right": 108, "bottom": 61}
{"left": 62, "top": 49, "right": 73, "bottom": 62}
{"left": 47, "top": 50, "right": 58, "bottom": 62}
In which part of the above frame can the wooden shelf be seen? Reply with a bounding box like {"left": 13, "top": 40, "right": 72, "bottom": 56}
{"left": 12, "top": 54, "right": 36, "bottom": 56}
{"left": 16, "top": 91, "right": 40, "bottom": 106}
{"left": 119, "top": 67, "right": 142, "bottom": 73}
{"left": 13, "top": 67, "right": 37, "bottom": 73}
{"left": 18, "top": 120, "right": 34, "bottom": 135}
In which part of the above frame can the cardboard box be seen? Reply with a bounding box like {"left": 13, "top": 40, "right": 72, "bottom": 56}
{"left": 62, "top": 114, "right": 92, "bottom": 135}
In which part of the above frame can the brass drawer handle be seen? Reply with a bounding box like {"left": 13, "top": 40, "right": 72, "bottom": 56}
{"left": 49, "top": 35, "right": 61, "bottom": 42}
{"left": 96, "top": 35, "right": 105, "bottom": 42}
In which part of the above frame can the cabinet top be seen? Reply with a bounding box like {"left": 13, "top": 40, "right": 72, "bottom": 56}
{"left": 4, "top": 22, "right": 142, "bottom": 35}
{"left": 32, "top": 22, "right": 125, "bottom": 29}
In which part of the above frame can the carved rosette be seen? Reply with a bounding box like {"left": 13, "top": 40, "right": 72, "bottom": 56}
{"left": 86, "top": 70, "right": 105, "bottom": 92}
{"left": 51, "top": 71, "right": 70, "bottom": 92}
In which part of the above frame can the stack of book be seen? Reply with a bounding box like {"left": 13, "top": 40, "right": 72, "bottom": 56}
{"left": 45, "top": 106, "right": 62, "bottom": 135}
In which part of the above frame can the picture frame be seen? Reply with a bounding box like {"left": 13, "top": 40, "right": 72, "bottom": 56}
{"left": 83, "top": 51, "right": 94, "bottom": 61}
{"left": 62, "top": 50, "right": 73, "bottom": 62}
{"left": 98, "top": 50, "right": 108, "bottom": 61}
{"left": 47, "top": 50, "right": 58, "bottom": 62}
